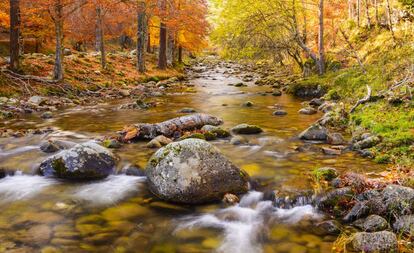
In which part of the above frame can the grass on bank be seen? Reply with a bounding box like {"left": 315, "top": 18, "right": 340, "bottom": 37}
{"left": 289, "top": 26, "right": 414, "bottom": 166}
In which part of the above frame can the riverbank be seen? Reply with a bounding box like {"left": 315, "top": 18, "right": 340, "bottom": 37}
{"left": 0, "top": 51, "right": 188, "bottom": 124}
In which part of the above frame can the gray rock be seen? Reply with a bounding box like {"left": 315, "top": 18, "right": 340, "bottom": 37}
{"left": 298, "top": 107, "right": 317, "bottom": 115}
{"left": 272, "top": 90, "right": 282, "bottom": 96}
{"left": 348, "top": 231, "right": 398, "bottom": 253}
{"left": 317, "top": 187, "right": 354, "bottom": 211}
{"left": 63, "top": 48, "right": 72, "bottom": 56}
{"left": 231, "top": 124, "right": 263, "bottom": 135}
{"left": 273, "top": 110, "right": 287, "bottom": 116}
{"left": 38, "top": 141, "right": 116, "bottom": 180}
{"left": 327, "top": 133, "right": 346, "bottom": 145}
{"left": 309, "top": 98, "right": 324, "bottom": 107}
{"left": 40, "top": 141, "right": 61, "bottom": 153}
{"left": 299, "top": 124, "right": 329, "bottom": 141}
{"left": 382, "top": 184, "right": 414, "bottom": 216}
{"left": 344, "top": 201, "right": 371, "bottom": 223}
{"left": 121, "top": 165, "right": 146, "bottom": 177}
{"left": 242, "top": 101, "right": 254, "bottom": 107}
{"left": 360, "top": 215, "right": 389, "bottom": 232}
{"left": 315, "top": 220, "right": 341, "bottom": 235}
{"left": 353, "top": 136, "right": 381, "bottom": 150}
{"left": 146, "top": 139, "right": 162, "bottom": 149}
{"left": 41, "top": 112, "right": 53, "bottom": 119}
{"left": 322, "top": 147, "right": 341, "bottom": 155}
{"left": 230, "top": 135, "right": 248, "bottom": 145}
{"left": 179, "top": 108, "right": 197, "bottom": 113}
{"left": 28, "top": 96, "right": 46, "bottom": 106}
{"left": 393, "top": 215, "right": 414, "bottom": 236}
{"left": 146, "top": 139, "right": 249, "bottom": 204}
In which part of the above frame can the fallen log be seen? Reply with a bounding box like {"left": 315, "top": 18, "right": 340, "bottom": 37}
{"left": 350, "top": 85, "right": 372, "bottom": 113}
{"left": 120, "top": 113, "right": 223, "bottom": 141}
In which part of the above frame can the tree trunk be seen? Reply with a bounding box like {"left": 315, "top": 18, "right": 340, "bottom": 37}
{"left": 318, "top": 0, "right": 325, "bottom": 75}
{"left": 365, "top": 0, "right": 371, "bottom": 29}
{"left": 357, "top": 0, "right": 361, "bottom": 27}
{"left": 158, "top": 0, "right": 167, "bottom": 70}
{"left": 120, "top": 113, "right": 223, "bottom": 141}
{"left": 348, "top": 0, "right": 354, "bottom": 20}
{"left": 9, "top": 0, "right": 20, "bottom": 71}
{"left": 53, "top": 2, "right": 64, "bottom": 81}
{"left": 167, "top": 34, "right": 174, "bottom": 65}
{"left": 137, "top": 1, "right": 147, "bottom": 73}
{"left": 374, "top": 0, "right": 380, "bottom": 25}
{"left": 147, "top": 26, "right": 152, "bottom": 53}
{"left": 178, "top": 46, "right": 183, "bottom": 63}
{"left": 96, "top": 6, "right": 106, "bottom": 69}
{"left": 386, "top": 0, "right": 396, "bottom": 42}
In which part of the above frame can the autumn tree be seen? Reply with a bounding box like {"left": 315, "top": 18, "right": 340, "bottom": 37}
{"left": 9, "top": 0, "right": 20, "bottom": 71}
{"left": 158, "top": 0, "right": 167, "bottom": 69}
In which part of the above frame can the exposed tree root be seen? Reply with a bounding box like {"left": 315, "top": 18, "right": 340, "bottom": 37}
{"left": 350, "top": 85, "right": 372, "bottom": 113}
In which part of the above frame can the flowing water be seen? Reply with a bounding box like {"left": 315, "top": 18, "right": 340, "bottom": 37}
{"left": 0, "top": 61, "right": 385, "bottom": 253}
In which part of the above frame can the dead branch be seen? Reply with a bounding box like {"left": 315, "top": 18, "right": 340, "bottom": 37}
{"left": 350, "top": 85, "right": 372, "bottom": 113}
{"left": 339, "top": 28, "right": 366, "bottom": 73}
{"left": 120, "top": 113, "right": 224, "bottom": 141}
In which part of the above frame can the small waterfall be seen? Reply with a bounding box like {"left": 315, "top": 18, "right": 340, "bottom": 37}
{"left": 0, "top": 173, "right": 58, "bottom": 203}
{"left": 73, "top": 175, "right": 146, "bottom": 206}
{"left": 176, "top": 191, "right": 322, "bottom": 253}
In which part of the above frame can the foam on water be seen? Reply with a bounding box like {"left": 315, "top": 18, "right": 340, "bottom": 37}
{"left": 0, "top": 173, "right": 57, "bottom": 203}
{"left": 0, "top": 145, "right": 39, "bottom": 158}
{"left": 177, "top": 191, "right": 322, "bottom": 253}
{"left": 73, "top": 175, "right": 146, "bottom": 205}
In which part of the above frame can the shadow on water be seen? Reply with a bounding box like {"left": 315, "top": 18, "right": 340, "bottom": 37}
{"left": 0, "top": 62, "right": 385, "bottom": 252}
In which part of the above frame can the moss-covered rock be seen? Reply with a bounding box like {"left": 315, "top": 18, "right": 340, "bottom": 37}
{"left": 146, "top": 139, "right": 249, "bottom": 204}
{"left": 38, "top": 141, "right": 116, "bottom": 180}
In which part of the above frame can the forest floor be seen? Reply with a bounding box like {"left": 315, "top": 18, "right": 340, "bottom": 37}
{"left": 0, "top": 50, "right": 184, "bottom": 98}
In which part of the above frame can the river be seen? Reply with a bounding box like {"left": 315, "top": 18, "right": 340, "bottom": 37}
{"left": 0, "top": 60, "right": 385, "bottom": 253}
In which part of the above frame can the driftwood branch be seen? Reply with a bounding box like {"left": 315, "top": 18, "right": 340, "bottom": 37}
{"left": 120, "top": 113, "right": 224, "bottom": 141}
{"left": 350, "top": 85, "right": 372, "bottom": 113}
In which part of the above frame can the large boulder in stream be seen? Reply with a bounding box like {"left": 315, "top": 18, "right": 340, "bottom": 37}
{"left": 38, "top": 141, "right": 116, "bottom": 180}
{"left": 347, "top": 231, "right": 398, "bottom": 253}
{"left": 146, "top": 138, "right": 249, "bottom": 204}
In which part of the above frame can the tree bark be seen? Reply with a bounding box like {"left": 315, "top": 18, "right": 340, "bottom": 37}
{"left": 178, "top": 45, "right": 183, "bottom": 63}
{"left": 120, "top": 113, "right": 223, "bottom": 141}
{"left": 9, "top": 0, "right": 20, "bottom": 71}
{"left": 96, "top": 5, "right": 106, "bottom": 69}
{"left": 386, "top": 0, "right": 396, "bottom": 42}
{"left": 158, "top": 0, "right": 167, "bottom": 70}
{"left": 318, "top": 0, "right": 325, "bottom": 75}
{"left": 357, "top": 0, "right": 361, "bottom": 27}
{"left": 137, "top": 1, "right": 147, "bottom": 73}
{"left": 147, "top": 25, "right": 152, "bottom": 53}
{"left": 365, "top": 0, "right": 371, "bottom": 29}
{"left": 374, "top": 0, "right": 380, "bottom": 25}
{"left": 53, "top": 1, "right": 64, "bottom": 81}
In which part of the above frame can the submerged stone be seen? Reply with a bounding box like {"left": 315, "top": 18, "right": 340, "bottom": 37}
{"left": 231, "top": 124, "right": 263, "bottom": 135}
{"left": 299, "top": 124, "right": 329, "bottom": 141}
{"left": 146, "top": 139, "right": 249, "bottom": 204}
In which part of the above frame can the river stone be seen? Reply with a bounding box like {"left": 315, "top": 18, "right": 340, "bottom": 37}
{"left": 299, "top": 124, "right": 329, "bottom": 141}
{"left": 28, "top": 96, "right": 46, "bottom": 106}
{"left": 315, "top": 220, "right": 341, "bottom": 235}
{"left": 393, "top": 215, "right": 414, "bottom": 236}
{"left": 313, "top": 167, "right": 338, "bottom": 181}
{"left": 360, "top": 215, "right": 389, "bottom": 232}
{"left": 382, "top": 184, "right": 414, "bottom": 216}
{"left": 242, "top": 101, "right": 254, "bottom": 107}
{"left": 201, "top": 125, "right": 230, "bottom": 138}
{"left": 272, "top": 90, "right": 282, "bottom": 96}
{"left": 327, "top": 133, "right": 346, "bottom": 145}
{"left": 146, "top": 139, "right": 249, "bottom": 204}
{"left": 353, "top": 135, "right": 381, "bottom": 150}
{"left": 273, "top": 110, "right": 287, "bottom": 116}
{"left": 38, "top": 141, "right": 116, "bottom": 180}
{"left": 299, "top": 107, "right": 317, "bottom": 115}
{"left": 347, "top": 231, "right": 398, "bottom": 253}
{"left": 179, "top": 108, "right": 197, "bottom": 113}
{"left": 231, "top": 124, "right": 263, "bottom": 135}
{"left": 230, "top": 135, "right": 248, "bottom": 145}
